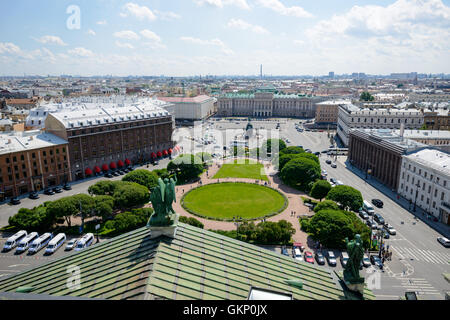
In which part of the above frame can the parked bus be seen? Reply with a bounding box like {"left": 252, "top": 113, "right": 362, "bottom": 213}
{"left": 15, "top": 232, "right": 39, "bottom": 254}
{"left": 45, "top": 233, "right": 67, "bottom": 254}
{"left": 28, "top": 233, "right": 53, "bottom": 254}
{"left": 74, "top": 233, "right": 94, "bottom": 251}
{"left": 327, "top": 148, "right": 348, "bottom": 156}
{"left": 2, "top": 230, "right": 27, "bottom": 251}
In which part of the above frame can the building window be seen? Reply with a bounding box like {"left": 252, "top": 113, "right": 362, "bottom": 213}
{"left": 6, "top": 158, "right": 10, "bottom": 163}
{"left": 56, "top": 149, "right": 59, "bottom": 154}
{"left": 441, "top": 192, "right": 445, "bottom": 200}
{"left": 434, "top": 189, "right": 438, "bottom": 197}
{"left": 432, "top": 201, "right": 436, "bottom": 208}
{"left": 426, "top": 198, "right": 429, "bottom": 204}
{"left": 421, "top": 195, "right": 424, "bottom": 201}
{"left": 428, "top": 186, "right": 431, "bottom": 193}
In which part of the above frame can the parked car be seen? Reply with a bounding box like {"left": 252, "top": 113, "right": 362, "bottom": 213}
{"left": 119, "top": 170, "right": 125, "bottom": 175}
{"left": 335, "top": 180, "right": 344, "bottom": 186}
{"left": 329, "top": 178, "right": 337, "bottom": 184}
{"left": 384, "top": 224, "right": 396, "bottom": 235}
{"left": 29, "top": 192, "right": 39, "bottom": 200}
{"left": 325, "top": 160, "right": 332, "bottom": 164}
{"left": 321, "top": 150, "right": 328, "bottom": 153}
{"left": 321, "top": 169, "right": 327, "bottom": 176}
{"left": 53, "top": 186, "right": 63, "bottom": 193}
{"left": 104, "top": 172, "right": 113, "bottom": 178}
{"left": 9, "top": 197, "right": 21, "bottom": 205}
{"left": 293, "top": 248, "right": 304, "bottom": 262}
{"left": 370, "top": 255, "right": 384, "bottom": 269}
{"left": 65, "top": 239, "right": 78, "bottom": 251}
{"left": 340, "top": 252, "right": 349, "bottom": 267}
{"left": 359, "top": 211, "right": 369, "bottom": 220}
{"left": 63, "top": 184, "right": 72, "bottom": 191}
{"left": 437, "top": 237, "right": 450, "bottom": 248}
{"left": 383, "top": 231, "right": 390, "bottom": 239}
{"left": 113, "top": 171, "right": 120, "bottom": 177}
{"left": 327, "top": 251, "right": 337, "bottom": 266}
{"left": 330, "top": 163, "right": 337, "bottom": 168}
{"left": 315, "top": 252, "right": 326, "bottom": 265}
{"left": 281, "top": 247, "right": 289, "bottom": 256}
{"left": 304, "top": 251, "right": 315, "bottom": 264}
{"left": 44, "top": 189, "right": 55, "bottom": 195}
{"left": 362, "top": 254, "right": 371, "bottom": 267}
{"left": 153, "top": 161, "right": 159, "bottom": 166}
{"left": 372, "top": 199, "right": 384, "bottom": 208}
{"left": 374, "top": 213, "right": 385, "bottom": 225}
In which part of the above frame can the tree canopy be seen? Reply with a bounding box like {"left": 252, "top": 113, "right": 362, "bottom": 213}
{"left": 167, "top": 154, "right": 204, "bottom": 183}
{"left": 313, "top": 199, "right": 339, "bottom": 213}
{"left": 360, "top": 91, "right": 374, "bottom": 101}
{"left": 8, "top": 205, "right": 55, "bottom": 232}
{"left": 326, "top": 185, "right": 363, "bottom": 212}
{"left": 310, "top": 180, "right": 332, "bottom": 200}
{"left": 113, "top": 182, "right": 150, "bottom": 209}
{"left": 261, "top": 139, "right": 287, "bottom": 156}
{"left": 280, "top": 157, "right": 321, "bottom": 192}
{"left": 279, "top": 146, "right": 304, "bottom": 156}
{"left": 122, "top": 169, "right": 159, "bottom": 190}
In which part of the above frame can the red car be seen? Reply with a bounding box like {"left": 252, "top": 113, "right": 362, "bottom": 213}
{"left": 304, "top": 251, "right": 314, "bottom": 264}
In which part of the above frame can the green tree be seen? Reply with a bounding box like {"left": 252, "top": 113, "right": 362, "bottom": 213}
{"left": 307, "top": 209, "right": 370, "bottom": 249}
{"left": 93, "top": 195, "right": 115, "bottom": 221}
{"left": 254, "top": 220, "right": 295, "bottom": 245}
{"left": 279, "top": 146, "right": 304, "bottom": 156}
{"left": 72, "top": 194, "right": 95, "bottom": 231}
{"left": 113, "top": 182, "right": 150, "bottom": 209}
{"left": 261, "top": 139, "right": 287, "bottom": 157}
{"left": 167, "top": 154, "right": 204, "bottom": 183}
{"left": 195, "top": 152, "right": 213, "bottom": 165}
{"left": 153, "top": 168, "right": 171, "bottom": 180}
{"left": 88, "top": 180, "right": 117, "bottom": 196}
{"left": 280, "top": 157, "right": 321, "bottom": 191}
{"left": 360, "top": 91, "right": 374, "bottom": 101}
{"left": 46, "top": 196, "right": 79, "bottom": 227}
{"left": 8, "top": 205, "right": 55, "bottom": 232}
{"left": 313, "top": 200, "right": 339, "bottom": 213}
{"left": 278, "top": 153, "right": 301, "bottom": 171}
{"left": 419, "top": 124, "right": 428, "bottom": 130}
{"left": 326, "top": 185, "right": 363, "bottom": 212}
{"left": 122, "top": 169, "right": 159, "bottom": 190}
{"left": 297, "top": 153, "right": 319, "bottom": 165}
{"left": 179, "top": 216, "right": 204, "bottom": 229}
{"left": 310, "top": 180, "right": 332, "bottom": 201}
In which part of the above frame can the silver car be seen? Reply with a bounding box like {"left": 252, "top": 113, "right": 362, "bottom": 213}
{"left": 327, "top": 251, "right": 337, "bottom": 266}
{"left": 65, "top": 239, "right": 78, "bottom": 251}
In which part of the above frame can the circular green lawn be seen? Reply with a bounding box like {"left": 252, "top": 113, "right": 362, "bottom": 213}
{"left": 181, "top": 182, "right": 287, "bottom": 220}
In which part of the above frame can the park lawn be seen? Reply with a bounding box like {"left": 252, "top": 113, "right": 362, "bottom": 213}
{"left": 213, "top": 159, "right": 268, "bottom": 181}
{"left": 182, "top": 183, "right": 286, "bottom": 220}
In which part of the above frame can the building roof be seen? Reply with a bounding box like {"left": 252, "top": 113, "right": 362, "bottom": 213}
{"left": 0, "top": 223, "right": 375, "bottom": 300}
{"left": 5, "top": 98, "right": 38, "bottom": 105}
{"left": 392, "top": 129, "right": 450, "bottom": 140}
{"left": 317, "top": 100, "right": 352, "bottom": 106}
{"left": 157, "top": 95, "right": 213, "bottom": 104}
{"left": 0, "top": 130, "right": 67, "bottom": 155}
{"left": 404, "top": 148, "right": 450, "bottom": 176}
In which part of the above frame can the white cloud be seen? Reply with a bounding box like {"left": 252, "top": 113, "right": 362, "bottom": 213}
{"left": 180, "top": 36, "right": 234, "bottom": 55}
{"left": 34, "top": 35, "right": 67, "bottom": 46}
{"left": 68, "top": 47, "right": 94, "bottom": 57}
{"left": 87, "top": 29, "right": 96, "bottom": 36}
{"left": 140, "top": 29, "right": 161, "bottom": 42}
{"left": 194, "top": 0, "right": 250, "bottom": 10}
{"left": 255, "top": 0, "right": 313, "bottom": 18}
{"left": 97, "top": 20, "right": 107, "bottom": 25}
{"left": 120, "top": 2, "right": 157, "bottom": 21}
{"left": 115, "top": 41, "right": 134, "bottom": 49}
{"left": 227, "top": 18, "right": 269, "bottom": 34}
{"left": 0, "top": 42, "right": 22, "bottom": 55}
{"left": 113, "top": 30, "right": 140, "bottom": 40}
{"left": 154, "top": 10, "right": 181, "bottom": 21}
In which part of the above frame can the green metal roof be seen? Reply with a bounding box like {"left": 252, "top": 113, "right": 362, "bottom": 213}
{"left": 0, "top": 223, "right": 375, "bottom": 300}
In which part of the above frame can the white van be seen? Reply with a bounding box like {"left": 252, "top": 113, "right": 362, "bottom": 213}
{"left": 45, "top": 233, "right": 67, "bottom": 254}
{"left": 363, "top": 200, "right": 375, "bottom": 215}
{"left": 74, "top": 233, "right": 94, "bottom": 251}
{"left": 15, "top": 232, "right": 39, "bottom": 254}
{"left": 2, "top": 230, "right": 27, "bottom": 251}
{"left": 293, "top": 248, "right": 304, "bottom": 262}
{"left": 28, "top": 233, "right": 53, "bottom": 254}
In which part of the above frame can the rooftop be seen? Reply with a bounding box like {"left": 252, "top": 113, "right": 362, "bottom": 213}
{"left": 392, "top": 129, "right": 450, "bottom": 140}
{"left": 404, "top": 148, "right": 450, "bottom": 176}
{"left": 157, "top": 95, "right": 214, "bottom": 104}
{"left": 0, "top": 130, "right": 67, "bottom": 155}
{"left": 0, "top": 223, "right": 375, "bottom": 300}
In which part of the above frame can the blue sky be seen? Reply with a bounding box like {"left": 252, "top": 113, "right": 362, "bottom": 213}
{"left": 0, "top": 0, "right": 449, "bottom": 76}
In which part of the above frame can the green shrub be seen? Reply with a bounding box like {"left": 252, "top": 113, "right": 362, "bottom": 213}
{"left": 122, "top": 169, "right": 159, "bottom": 190}
{"left": 179, "top": 216, "right": 204, "bottom": 229}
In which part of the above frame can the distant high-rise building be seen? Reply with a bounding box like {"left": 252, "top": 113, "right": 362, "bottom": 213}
{"left": 260, "top": 64, "right": 263, "bottom": 80}
{"left": 329, "top": 72, "right": 335, "bottom": 78}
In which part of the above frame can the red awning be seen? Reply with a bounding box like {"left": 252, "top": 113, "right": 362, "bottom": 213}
{"left": 163, "top": 150, "right": 168, "bottom": 156}
{"left": 157, "top": 151, "right": 162, "bottom": 157}
{"left": 168, "top": 148, "right": 173, "bottom": 154}
{"left": 117, "top": 160, "right": 124, "bottom": 167}
{"left": 125, "top": 158, "right": 131, "bottom": 165}
{"left": 151, "top": 152, "right": 157, "bottom": 158}
{"left": 293, "top": 242, "right": 304, "bottom": 247}
{"left": 94, "top": 166, "right": 101, "bottom": 174}
{"left": 102, "top": 164, "right": 109, "bottom": 171}
{"left": 85, "top": 168, "right": 93, "bottom": 176}
{"left": 110, "top": 162, "right": 117, "bottom": 170}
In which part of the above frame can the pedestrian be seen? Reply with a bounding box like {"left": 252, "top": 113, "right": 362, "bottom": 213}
{"left": 182, "top": 189, "right": 184, "bottom": 194}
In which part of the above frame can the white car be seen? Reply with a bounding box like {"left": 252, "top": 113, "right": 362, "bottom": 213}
{"left": 384, "top": 224, "right": 397, "bottom": 235}
{"left": 335, "top": 180, "right": 344, "bottom": 186}
{"left": 65, "top": 239, "right": 78, "bottom": 251}
{"left": 437, "top": 237, "right": 450, "bottom": 248}
{"left": 321, "top": 169, "right": 328, "bottom": 176}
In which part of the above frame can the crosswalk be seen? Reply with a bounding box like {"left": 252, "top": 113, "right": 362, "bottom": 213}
{"left": 393, "top": 278, "right": 443, "bottom": 296}
{"left": 392, "top": 246, "right": 450, "bottom": 265}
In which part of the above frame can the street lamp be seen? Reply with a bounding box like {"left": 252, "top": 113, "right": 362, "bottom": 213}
{"left": 413, "top": 181, "right": 420, "bottom": 212}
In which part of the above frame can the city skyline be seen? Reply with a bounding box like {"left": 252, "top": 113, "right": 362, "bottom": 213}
{"left": 0, "top": 0, "right": 450, "bottom": 76}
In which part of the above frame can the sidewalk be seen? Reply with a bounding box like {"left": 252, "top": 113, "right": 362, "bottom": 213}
{"left": 342, "top": 159, "right": 450, "bottom": 238}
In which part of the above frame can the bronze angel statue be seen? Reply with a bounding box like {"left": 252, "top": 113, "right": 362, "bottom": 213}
{"left": 148, "top": 176, "right": 177, "bottom": 226}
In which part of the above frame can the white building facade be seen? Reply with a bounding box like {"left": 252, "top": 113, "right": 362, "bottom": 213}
{"left": 397, "top": 149, "right": 450, "bottom": 225}
{"left": 337, "top": 104, "right": 424, "bottom": 146}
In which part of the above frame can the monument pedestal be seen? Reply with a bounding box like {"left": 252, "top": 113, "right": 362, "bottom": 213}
{"left": 147, "top": 213, "right": 179, "bottom": 239}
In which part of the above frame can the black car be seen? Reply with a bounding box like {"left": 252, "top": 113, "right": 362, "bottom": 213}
{"left": 29, "top": 192, "right": 39, "bottom": 200}
{"left": 44, "top": 189, "right": 55, "bottom": 195}
{"left": 104, "top": 172, "right": 113, "bottom": 178}
{"left": 329, "top": 178, "right": 337, "bottom": 184}
{"left": 370, "top": 255, "right": 383, "bottom": 269}
{"left": 314, "top": 152, "right": 320, "bottom": 156}
{"left": 374, "top": 213, "right": 385, "bottom": 225}
{"left": 119, "top": 170, "right": 125, "bottom": 175}
{"left": 128, "top": 167, "right": 134, "bottom": 171}
{"left": 372, "top": 199, "right": 384, "bottom": 208}
{"left": 315, "top": 252, "right": 326, "bottom": 265}
{"left": 113, "top": 171, "right": 120, "bottom": 177}
{"left": 53, "top": 186, "right": 63, "bottom": 193}
{"left": 321, "top": 150, "right": 328, "bottom": 153}
{"left": 123, "top": 168, "right": 130, "bottom": 173}
{"left": 10, "top": 197, "right": 21, "bottom": 205}
{"left": 326, "top": 160, "right": 332, "bottom": 164}
{"left": 383, "top": 231, "right": 390, "bottom": 239}
{"left": 63, "top": 184, "right": 72, "bottom": 191}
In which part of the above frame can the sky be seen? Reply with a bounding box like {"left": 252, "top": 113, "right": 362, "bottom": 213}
{"left": 0, "top": 0, "right": 449, "bottom": 76}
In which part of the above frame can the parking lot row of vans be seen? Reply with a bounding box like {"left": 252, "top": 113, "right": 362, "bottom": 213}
{"left": 2, "top": 231, "right": 95, "bottom": 254}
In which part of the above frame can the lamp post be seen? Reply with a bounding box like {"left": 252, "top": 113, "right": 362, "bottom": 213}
{"left": 413, "top": 181, "right": 420, "bottom": 212}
